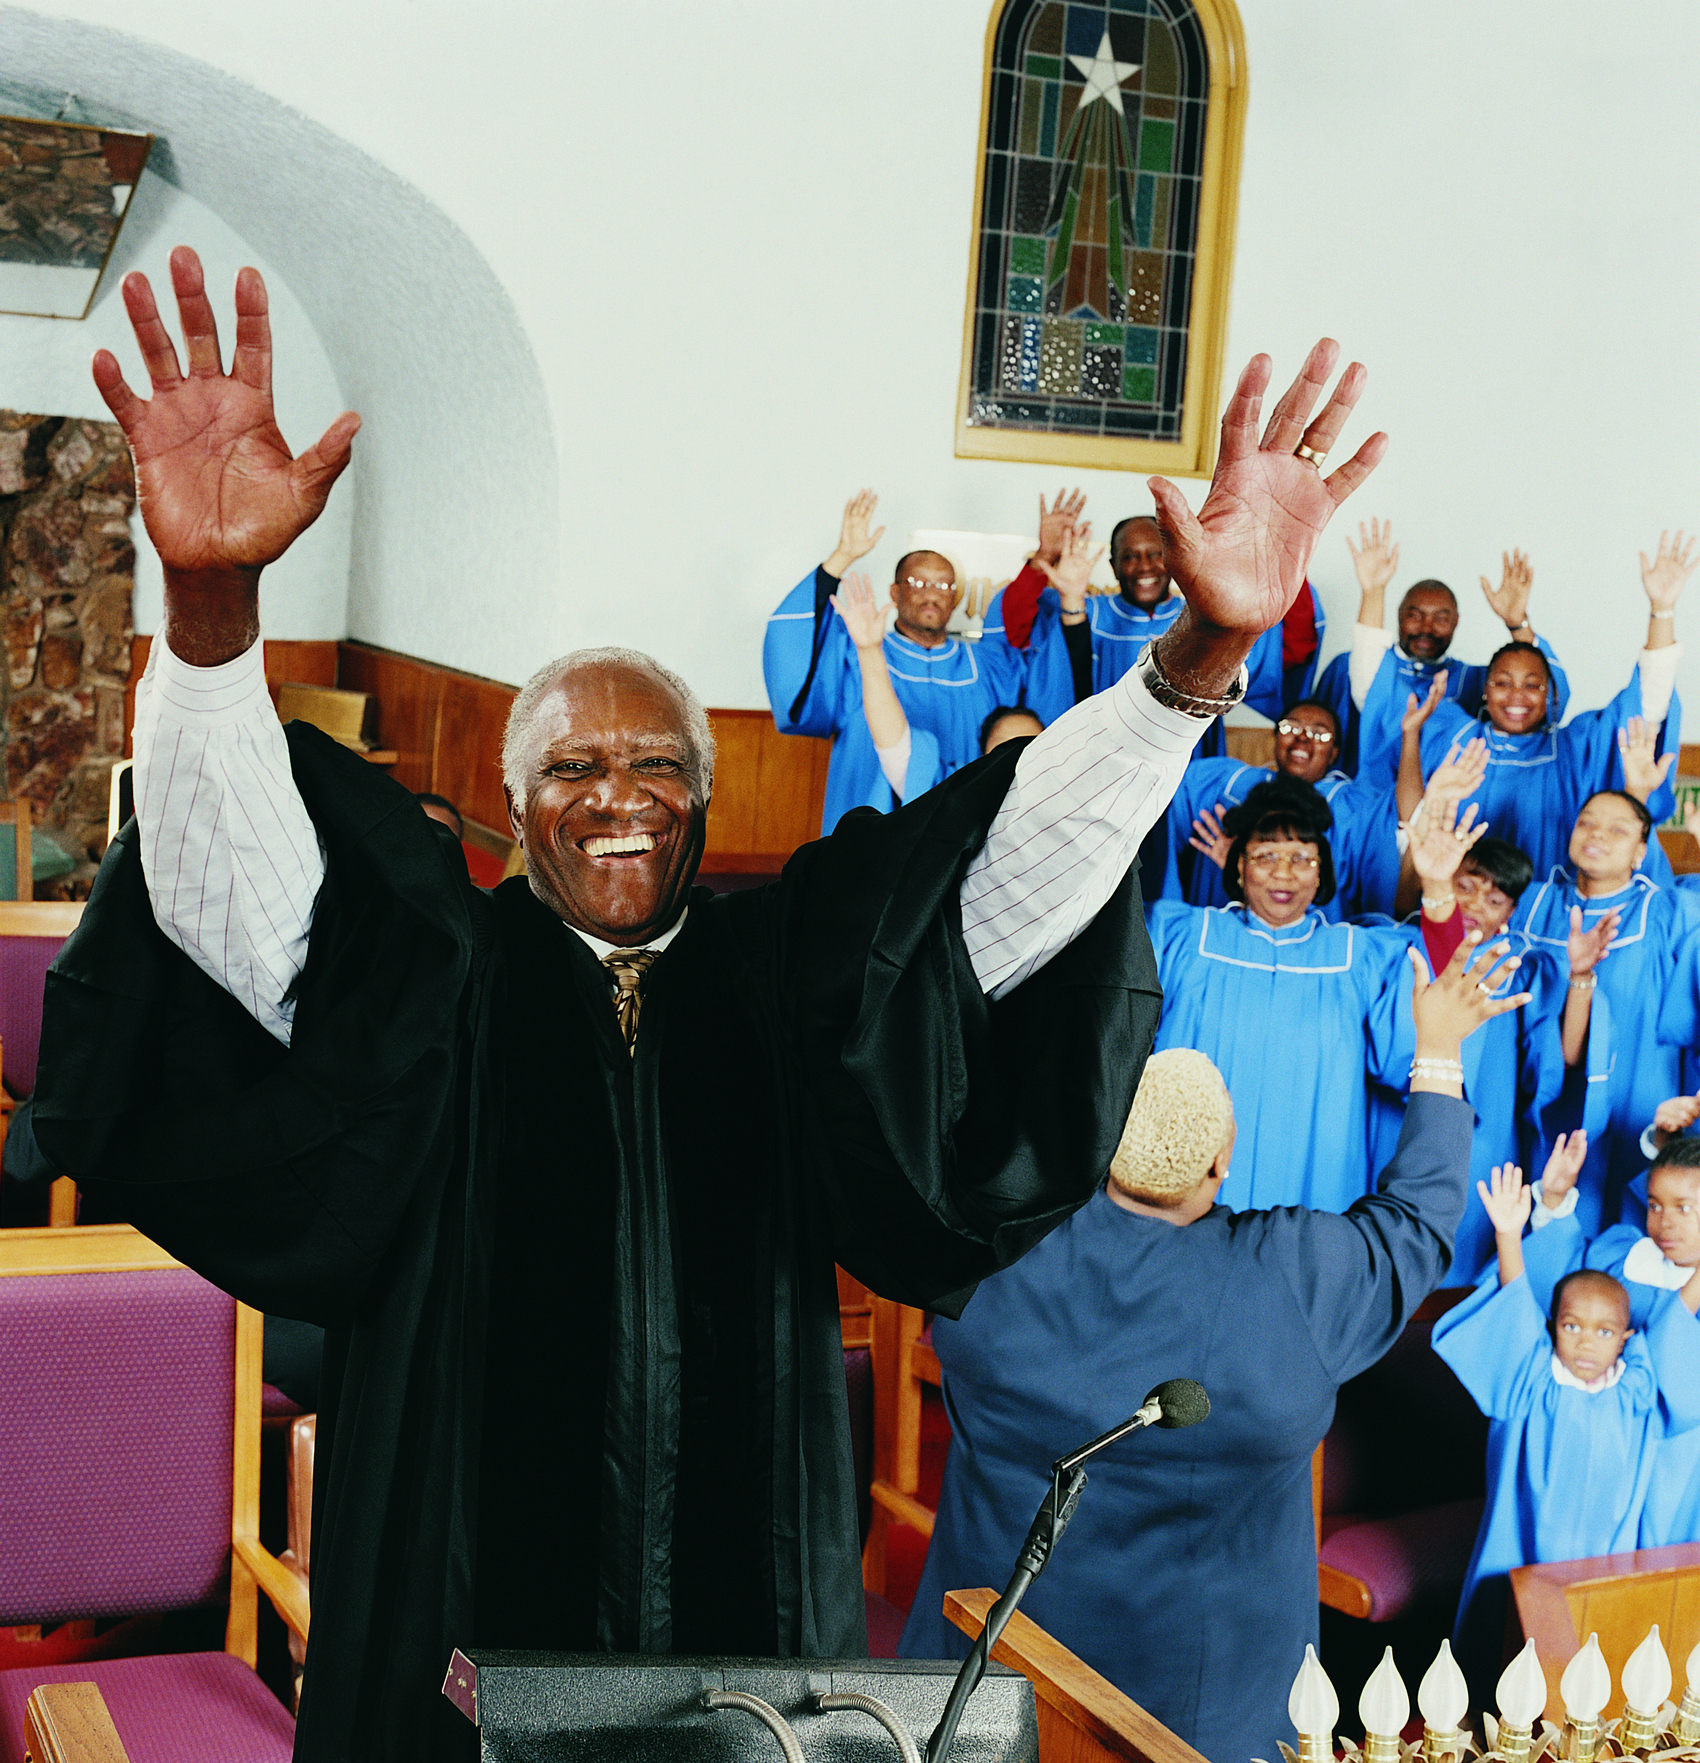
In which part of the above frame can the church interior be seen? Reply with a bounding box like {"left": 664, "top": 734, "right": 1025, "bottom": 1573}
{"left": 2, "top": 1, "right": 1700, "bottom": 1759}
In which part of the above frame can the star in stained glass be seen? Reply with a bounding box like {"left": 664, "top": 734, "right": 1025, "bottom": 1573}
{"left": 1068, "top": 31, "right": 1140, "bottom": 116}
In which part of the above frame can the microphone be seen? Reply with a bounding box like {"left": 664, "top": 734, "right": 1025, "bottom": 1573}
{"left": 923, "top": 1379, "right": 1210, "bottom": 1763}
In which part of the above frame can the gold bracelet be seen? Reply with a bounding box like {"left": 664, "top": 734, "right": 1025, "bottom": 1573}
{"left": 1421, "top": 893, "right": 1455, "bottom": 912}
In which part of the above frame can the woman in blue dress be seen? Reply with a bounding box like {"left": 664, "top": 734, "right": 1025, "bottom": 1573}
{"left": 1145, "top": 777, "right": 1420, "bottom": 1212}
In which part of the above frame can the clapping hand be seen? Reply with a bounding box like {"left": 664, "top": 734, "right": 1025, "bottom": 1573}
{"left": 92, "top": 247, "right": 360, "bottom": 584}
{"left": 1188, "top": 803, "right": 1232, "bottom": 870}
{"left": 1035, "top": 488, "right": 1087, "bottom": 567}
{"left": 1618, "top": 715, "right": 1676, "bottom": 801}
{"left": 1477, "top": 1162, "right": 1532, "bottom": 1238}
{"left": 826, "top": 489, "right": 885, "bottom": 578}
{"left": 1481, "top": 549, "right": 1534, "bottom": 632}
{"left": 1567, "top": 904, "right": 1621, "bottom": 977}
{"left": 1038, "top": 524, "right": 1103, "bottom": 613}
{"left": 1537, "top": 1131, "right": 1588, "bottom": 1208}
{"left": 1347, "top": 517, "right": 1399, "bottom": 596}
{"left": 1653, "top": 1093, "right": 1700, "bottom": 1140}
{"left": 1149, "top": 341, "right": 1386, "bottom": 644}
{"left": 1409, "top": 929, "right": 1529, "bottom": 1049}
{"left": 1641, "top": 530, "right": 1697, "bottom": 613}
{"left": 1410, "top": 791, "right": 1486, "bottom": 894}
{"left": 830, "top": 572, "right": 889, "bottom": 650}
{"left": 1401, "top": 671, "right": 1450, "bottom": 739}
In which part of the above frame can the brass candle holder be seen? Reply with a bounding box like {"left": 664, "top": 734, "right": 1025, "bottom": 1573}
{"left": 1363, "top": 1734, "right": 1401, "bottom": 1763}
{"left": 1674, "top": 1686, "right": 1700, "bottom": 1747}
{"left": 1562, "top": 1714, "right": 1602, "bottom": 1763}
{"left": 1496, "top": 1719, "right": 1535, "bottom": 1763}
{"left": 1296, "top": 1736, "right": 1333, "bottom": 1763}
{"left": 1619, "top": 1706, "right": 1661, "bottom": 1754}
{"left": 1422, "top": 1729, "right": 1467, "bottom": 1763}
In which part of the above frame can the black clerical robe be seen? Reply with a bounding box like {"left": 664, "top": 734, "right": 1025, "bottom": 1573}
{"left": 22, "top": 726, "right": 1161, "bottom": 1763}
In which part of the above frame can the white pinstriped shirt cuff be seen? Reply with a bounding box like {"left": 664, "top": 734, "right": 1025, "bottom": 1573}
{"left": 144, "top": 633, "right": 273, "bottom": 725}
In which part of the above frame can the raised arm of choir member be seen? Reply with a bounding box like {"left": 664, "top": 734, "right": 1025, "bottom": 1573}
{"left": 765, "top": 489, "right": 1023, "bottom": 830}
{"left": 1033, "top": 522, "right": 1103, "bottom": 705}
{"left": 829, "top": 570, "right": 942, "bottom": 810}
{"left": 1416, "top": 534, "right": 1690, "bottom": 880}
{"left": 1393, "top": 728, "right": 1485, "bottom": 923}
{"left": 981, "top": 485, "right": 1085, "bottom": 649}
{"left": 1318, "top": 519, "right": 1569, "bottom": 785}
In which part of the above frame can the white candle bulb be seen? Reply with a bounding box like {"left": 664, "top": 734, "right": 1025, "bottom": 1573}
{"left": 1622, "top": 1626, "right": 1672, "bottom": 1715}
{"left": 1361, "top": 1647, "right": 1410, "bottom": 1738}
{"left": 1289, "top": 1645, "right": 1339, "bottom": 1738}
{"left": 1496, "top": 1638, "right": 1549, "bottom": 1728}
{"left": 1686, "top": 1636, "right": 1700, "bottom": 1694}
{"left": 1418, "top": 1640, "right": 1469, "bottom": 1733}
{"left": 1560, "top": 1634, "right": 1611, "bottom": 1722}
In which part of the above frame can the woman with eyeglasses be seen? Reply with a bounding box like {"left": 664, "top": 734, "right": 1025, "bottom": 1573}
{"left": 1145, "top": 777, "right": 1434, "bottom": 1213}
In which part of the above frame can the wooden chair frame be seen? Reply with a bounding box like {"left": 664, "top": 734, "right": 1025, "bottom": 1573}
{"left": 863, "top": 1296, "right": 940, "bottom": 1596}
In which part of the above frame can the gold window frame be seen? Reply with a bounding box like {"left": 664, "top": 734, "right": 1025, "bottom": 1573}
{"left": 954, "top": 0, "right": 1248, "bottom": 479}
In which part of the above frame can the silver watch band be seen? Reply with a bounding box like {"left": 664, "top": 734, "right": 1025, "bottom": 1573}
{"left": 1136, "top": 640, "right": 1248, "bottom": 719}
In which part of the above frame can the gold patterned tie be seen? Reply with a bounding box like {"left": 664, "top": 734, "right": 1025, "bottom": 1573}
{"left": 602, "top": 950, "right": 660, "bottom": 1056}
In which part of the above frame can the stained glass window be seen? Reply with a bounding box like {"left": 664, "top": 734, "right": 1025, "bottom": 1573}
{"left": 956, "top": 0, "right": 1245, "bottom": 475}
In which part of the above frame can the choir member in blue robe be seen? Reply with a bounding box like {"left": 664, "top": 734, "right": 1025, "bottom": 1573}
{"left": 764, "top": 494, "right": 1019, "bottom": 832}
{"left": 1156, "top": 699, "right": 1401, "bottom": 918}
{"left": 901, "top": 942, "right": 1516, "bottom": 1763}
{"left": 1145, "top": 780, "right": 1417, "bottom": 1211}
{"left": 1314, "top": 522, "right": 1570, "bottom": 785}
{"left": 1517, "top": 793, "right": 1700, "bottom": 1232}
{"left": 1437, "top": 1165, "right": 1700, "bottom": 1701}
{"left": 1519, "top": 1135, "right": 1700, "bottom": 1546}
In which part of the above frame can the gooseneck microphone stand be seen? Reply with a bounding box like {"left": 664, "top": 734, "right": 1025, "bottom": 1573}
{"left": 921, "top": 1379, "right": 1210, "bottom": 1763}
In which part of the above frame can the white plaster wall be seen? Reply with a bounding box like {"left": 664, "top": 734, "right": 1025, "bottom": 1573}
{"left": 4, "top": 0, "right": 1700, "bottom": 720}
{"left": 0, "top": 165, "right": 350, "bottom": 638}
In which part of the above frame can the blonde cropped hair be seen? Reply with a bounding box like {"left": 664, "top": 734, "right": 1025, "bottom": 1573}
{"left": 1108, "top": 1049, "right": 1234, "bottom": 1203}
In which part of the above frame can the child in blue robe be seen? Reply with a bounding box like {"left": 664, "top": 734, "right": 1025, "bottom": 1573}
{"left": 1146, "top": 780, "right": 1417, "bottom": 1212}
{"left": 1437, "top": 1162, "right": 1700, "bottom": 1701}
{"left": 1517, "top": 800, "right": 1700, "bottom": 1231}
{"left": 765, "top": 536, "right": 1019, "bottom": 832}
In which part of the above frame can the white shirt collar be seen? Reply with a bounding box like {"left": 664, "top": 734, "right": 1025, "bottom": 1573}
{"left": 569, "top": 904, "right": 689, "bottom": 966}
{"left": 1623, "top": 1235, "right": 1694, "bottom": 1290}
{"left": 1550, "top": 1352, "right": 1626, "bottom": 1394}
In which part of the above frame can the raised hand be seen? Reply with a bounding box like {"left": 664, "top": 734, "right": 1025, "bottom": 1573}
{"left": 1037, "top": 524, "right": 1102, "bottom": 613}
{"left": 1188, "top": 803, "right": 1232, "bottom": 870}
{"left": 1481, "top": 549, "right": 1534, "bottom": 632}
{"left": 93, "top": 247, "right": 359, "bottom": 590}
{"left": 1347, "top": 517, "right": 1399, "bottom": 597}
{"left": 826, "top": 488, "right": 885, "bottom": 577}
{"left": 1640, "top": 529, "right": 1697, "bottom": 612}
{"left": 1567, "top": 904, "right": 1621, "bottom": 977}
{"left": 1149, "top": 341, "right": 1386, "bottom": 652}
{"left": 1035, "top": 487, "right": 1087, "bottom": 567}
{"left": 1410, "top": 930, "right": 1529, "bottom": 1052}
{"left": 1426, "top": 735, "right": 1488, "bottom": 801}
{"left": 1477, "top": 1162, "right": 1532, "bottom": 1238}
{"left": 830, "top": 572, "right": 889, "bottom": 649}
{"left": 1410, "top": 792, "right": 1486, "bottom": 893}
{"left": 1537, "top": 1131, "right": 1588, "bottom": 1207}
{"left": 1654, "top": 1093, "right": 1700, "bottom": 1139}
{"left": 1619, "top": 715, "right": 1677, "bottom": 802}
{"left": 1401, "top": 671, "right": 1450, "bottom": 738}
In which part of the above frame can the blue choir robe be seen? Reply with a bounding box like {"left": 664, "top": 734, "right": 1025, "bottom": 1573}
{"left": 900, "top": 1094, "right": 1474, "bottom": 1763}
{"left": 1315, "top": 634, "right": 1570, "bottom": 787}
{"left": 1518, "top": 1210, "right": 1700, "bottom": 1547}
{"left": 1145, "top": 901, "right": 1415, "bottom": 1211}
{"left": 1435, "top": 1274, "right": 1700, "bottom": 1697}
{"left": 981, "top": 582, "right": 1315, "bottom": 733}
{"left": 1517, "top": 871, "right": 1700, "bottom": 1231}
{"left": 1371, "top": 928, "right": 1567, "bottom": 1281}
{"left": 1419, "top": 665, "right": 1682, "bottom": 885}
{"left": 1153, "top": 758, "right": 1402, "bottom": 920}
{"left": 764, "top": 570, "right": 1019, "bottom": 833}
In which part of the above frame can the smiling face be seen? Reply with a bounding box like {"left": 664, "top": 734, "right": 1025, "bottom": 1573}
{"left": 1112, "top": 518, "right": 1170, "bottom": 609}
{"left": 1272, "top": 706, "right": 1340, "bottom": 785}
{"left": 1568, "top": 792, "right": 1648, "bottom": 893}
{"left": 889, "top": 552, "right": 960, "bottom": 645}
{"left": 1551, "top": 1275, "right": 1632, "bottom": 1383}
{"left": 505, "top": 660, "right": 707, "bottom": 945}
{"left": 1646, "top": 1166, "right": 1700, "bottom": 1267}
{"left": 1236, "top": 833, "right": 1321, "bottom": 927}
{"left": 1483, "top": 649, "right": 1551, "bottom": 735}
{"left": 1453, "top": 857, "right": 1517, "bottom": 940}
{"left": 1398, "top": 585, "right": 1458, "bottom": 662}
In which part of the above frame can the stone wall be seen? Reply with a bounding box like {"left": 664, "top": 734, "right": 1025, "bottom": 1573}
{"left": 0, "top": 410, "right": 134, "bottom": 897}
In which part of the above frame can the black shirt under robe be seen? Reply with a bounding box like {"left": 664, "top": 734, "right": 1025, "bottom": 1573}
{"left": 21, "top": 726, "right": 1162, "bottom": 1763}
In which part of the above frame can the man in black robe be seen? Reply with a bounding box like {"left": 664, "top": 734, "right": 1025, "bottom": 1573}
{"left": 14, "top": 247, "right": 1385, "bottom": 1762}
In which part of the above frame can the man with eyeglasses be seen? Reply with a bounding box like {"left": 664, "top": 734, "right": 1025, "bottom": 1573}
{"left": 764, "top": 488, "right": 1022, "bottom": 831}
{"left": 1314, "top": 517, "right": 1571, "bottom": 785}
{"left": 1152, "top": 698, "right": 1401, "bottom": 918}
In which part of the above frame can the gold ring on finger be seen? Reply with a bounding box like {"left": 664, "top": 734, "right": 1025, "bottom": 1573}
{"left": 1294, "top": 442, "right": 1328, "bottom": 467}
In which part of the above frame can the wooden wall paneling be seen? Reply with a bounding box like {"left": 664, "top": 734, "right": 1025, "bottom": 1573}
{"left": 336, "top": 643, "right": 443, "bottom": 796}
{"left": 701, "top": 711, "right": 766, "bottom": 865}
{"left": 432, "top": 673, "right": 517, "bottom": 836}
{"left": 124, "top": 636, "right": 339, "bottom": 759}
{"left": 1224, "top": 724, "right": 1274, "bottom": 767}
{"left": 751, "top": 719, "right": 829, "bottom": 861}
{"left": 702, "top": 709, "right": 828, "bottom": 871}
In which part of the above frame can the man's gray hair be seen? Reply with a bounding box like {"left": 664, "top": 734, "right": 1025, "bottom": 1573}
{"left": 501, "top": 646, "right": 716, "bottom": 805}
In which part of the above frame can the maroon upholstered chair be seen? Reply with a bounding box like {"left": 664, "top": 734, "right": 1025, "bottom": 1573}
{"left": 0, "top": 1225, "right": 302, "bottom": 1763}
{"left": 0, "top": 900, "right": 85, "bottom": 1227}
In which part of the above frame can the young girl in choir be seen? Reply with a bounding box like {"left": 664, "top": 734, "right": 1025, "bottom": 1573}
{"left": 1435, "top": 1160, "right": 1700, "bottom": 1701}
